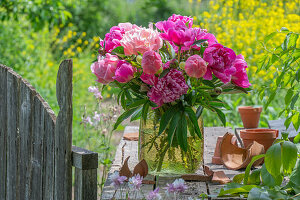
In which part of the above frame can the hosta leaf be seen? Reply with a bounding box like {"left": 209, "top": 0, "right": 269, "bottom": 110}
{"left": 265, "top": 143, "right": 282, "bottom": 179}
{"left": 281, "top": 141, "right": 298, "bottom": 175}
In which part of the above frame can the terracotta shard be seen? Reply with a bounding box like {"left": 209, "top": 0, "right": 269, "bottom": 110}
{"left": 133, "top": 159, "right": 148, "bottom": 177}
{"left": 123, "top": 132, "right": 139, "bottom": 141}
{"left": 204, "top": 165, "right": 214, "bottom": 177}
{"left": 181, "top": 174, "right": 212, "bottom": 182}
{"left": 212, "top": 171, "right": 231, "bottom": 184}
{"left": 212, "top": 136, "right": 238, "bottom": 165}
{"left": 119, "top": 156, "right": 132, "bottom": 178}
{"left": 220, "top": 132, "right": 265, "bottom": 170}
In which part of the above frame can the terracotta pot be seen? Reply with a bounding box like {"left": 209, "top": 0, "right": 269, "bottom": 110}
{"left": 240, "top": 129, "right": 279, "bottom": 151}
{"left": 212, "top": 136, "right": 237, "bottom": 165}
{"left": 220, "top": 133, "right": 265, "bottom": 170}
{"left": 238, "top": 106, "right": 262, "bottom": 128}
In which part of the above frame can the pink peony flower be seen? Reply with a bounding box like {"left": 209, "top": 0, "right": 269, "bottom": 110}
{"left": 191, "top": 28, "right": 218, "bottom": 50}
{"left": 185, "top": 55, "right": 207, "bottom": 78}
{"left": 120, "top": 24, "right": 163, "bottom": 55}
{"left": 203, "top": 44, "right": 237, "bottom": 83}
{"left": 156, "top": 20, "right": 195, "bottom": 47}
{"left": 168, "top": 14, "right": 193, "bottom": 28}
{"left": 113, "top": 60, "right": 136, "bottom": 83}
{"left": 140, "top": 73, "right": 158, "bottom": 85}
{"left": 91, "top": 53, "right": 119, "bottom": 84}
{"left": 142, "top": 50, "right": 162, "bottom": 74}
{"left": 148, "top": 69, "right": 188, "bottom": 108}
{"left": 101, "top": 23, "right": 139, "bottom": 53}
{"left": 231, "top": 54, "right": 251, "bottom": 88}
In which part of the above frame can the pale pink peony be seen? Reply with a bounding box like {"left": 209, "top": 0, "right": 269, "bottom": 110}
{"left": 148, "top": 69, "right": 188, "bottom": 108}
{"left": 185, "top": 55, "right": 207, "bottom": 78}
{"left": 140, "top": 73, "right": 158, "bottom": 85}
{"left": 101, "top": 23, "right": 139, "bottom": 53}
{"left": 168, "top": 14, "right": 193, "bottom": 28}
{"left": 113, "top": 60, "right": 136, "bottom": 83}
{"left": 120, "top": 24, "right": 163, "bottom": 55}
{"left": 231, "top": 54, "right": 251, "bottom": 88}
{"left": 141, "top": 50, "right": 162, "bottom": 74}
{"left": 203, "top": 44, "right": 236, "bottom": 83}
{"left": 91, "top": 54, "right": 119, "bottom": 84}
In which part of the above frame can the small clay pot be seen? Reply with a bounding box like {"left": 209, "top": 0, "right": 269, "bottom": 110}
{"left": 238, "top": 106, "right": 262, "bottom": 128}
{"left": 212, "top": 136, "right": 237, "bottom": 165}
{"left": 240, "top": 129, "right": 279, "bottom": 151}
{"left": 220, "top": 133, "right": 265, "bottom": 170}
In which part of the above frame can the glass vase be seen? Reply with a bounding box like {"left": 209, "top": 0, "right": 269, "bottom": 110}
{"left": 138, "top": 108, "right": 204, "bottom": 176}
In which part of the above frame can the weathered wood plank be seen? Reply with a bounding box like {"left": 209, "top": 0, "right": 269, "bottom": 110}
{"left": 6, "top": 69, "right": 21, "bottom": 200}
{"left": 18, "top": 80, "right": 35, "bottom": 200}
{"left": 43, "top": 102, "right": 56, "bottom": 200}
{"left": 72, "top": 146, "right": 98, "bottom": 170}
{"left": 29, "top": 96, "right": 45, "bottom": 200}
{"left": 54, "top": 59, "right": 73, "bottom": 200}
{"left": 74, "top": 168, "right": 98, "bottom": 200}
{"left": 0, "top": 64, "right": 8, "bottom": 200}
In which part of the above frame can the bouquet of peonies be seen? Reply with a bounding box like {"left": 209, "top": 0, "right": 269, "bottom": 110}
{"left": 91, "top": 14, "right": 251, "bottom": 173}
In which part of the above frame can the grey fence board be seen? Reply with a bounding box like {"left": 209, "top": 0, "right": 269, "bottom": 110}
{"left": 54, "top": 59, "right": 73, "bottom": 200}
{"left": 19, "top": 80, "right": 35, "bottom": 199}
{"left": 0, "top": 65, "right": 8, "bottom": 200}
{"left": 6, "top": 70, "right": 21, "bottom": 200}
{"left": 0, "top": 60, "right": 97, "bottom": 200}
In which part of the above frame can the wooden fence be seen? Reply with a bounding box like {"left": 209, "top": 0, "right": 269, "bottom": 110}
{"left": 0, "top": 60, "right": 98, "bottom": 200}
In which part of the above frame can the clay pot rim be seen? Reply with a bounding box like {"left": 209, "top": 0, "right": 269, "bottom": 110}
{"left": 238, "top": 106, "right": 262, "bottom": 113}
{"left": 240, "top": 129, "right": 279, "bottom": 139}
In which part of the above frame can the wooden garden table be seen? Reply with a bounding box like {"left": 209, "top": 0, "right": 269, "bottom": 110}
{"left": 102, "top": 126, "right": 248, "bottom": 200}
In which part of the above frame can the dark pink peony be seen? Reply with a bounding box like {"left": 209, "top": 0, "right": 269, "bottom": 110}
{"left": 113, "top": 60, "right": 136, "bottom": 83}
{"left": 101, "top": 23, "right": 138, "bottom": 53}
{"left": 142, "top": 50, "right": 162, "bottom": 74}
{"left": 185, "top": 55, "right": 207, "bottom": 78}
{"left": 203, "top": 44, "right": 237, "bottom": 83}
{"left": 167, "top": 14, "right": 193, "bottom": 28}
{"left": 231, "top": 54, "right": 251, "bottom": 88}
{"left": 191, "top": 28, "right": 218, "bottom": 50}
{"left": 147, "top": 69, "right": 188, "bottom": 108}
{"left": 140, "top": 73, "right": 158, "bottom": 85}
{"left": 91, "top": 54, "right": 119, "bottom": 84}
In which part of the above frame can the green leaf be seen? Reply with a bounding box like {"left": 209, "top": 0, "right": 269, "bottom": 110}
{"left": 261, "top": 164, "right": 281, "bottom": 187}
{"left": 112, "top": 46, "right": 125, "bottom": 54}
{"left": 248, "top": 169, "right": 261, "bottom": 185}
{"left": 293, "top": 132, "right": 300, "bottom": 143}
{"left": 184, "top": 107, "right": 202, "bottom": 139}
{"left": 285, "top": 88, "right": 294, "bottom": 105}
{"left": 288, "top": 160, "right": 300, "bottom": 193}
{"left": 281, "top": 33, "right": 291, "bottom": 51}
{"left": 244, "top": 154, "right": 265, "bottom": 184}
{"left": 248, "top": 188, "right": 272, "bottom": 200}
{"left": 290, "top": 93, "right": 299, "bottom": 110}
{"left": 284, "top": 114, "right": 293, "bottom": 130}
{"left": 232, "top": 173, "right": 245, "bottom": 184}
{"left": 158, "top": 106, "right": 178, "bottom": 136}
{"left": 218, "top": 183, "right": 256, "bottom": 196}
{"left": 166, "top": 41, "right": 175, "bottom": 59}
{"left": 130, "top": 107, "right": 142, "bottom": 122}
{"left": 288, "top": 33, "right": 299, "bottom": 49}
{"left": 196, "top": 105, "right": 204, "bottom": 119}
{"left": 168, "top": 112, "right": 181, "bottom": 146}
{"left": 192, "top": 39, "right": 208, "bottom": 46}
{"left": 141, "top": 101, "right": 150, "bottom": 123}
{"left": 159, "top": 68, "right": 170, "bottom": 79}
{"left": 280, "top": 27, "right": 289, "bottom": 32}
{"left": 265, "top": 89, "right": 277, "bottom": 109}
{"left": 292, "top": 112, "right": 300, "bottom": 131}
{"left": 265, "top": 143, "right": 282, "bottom": 179}
{"left": 176, "top": 113, "right": 188, "bottom": 152}
{"left": 127, "top": 99, "right": 147, "bottom": 109}
{"left": 296, "top": 68, "right": 300, "bottom": 82}
{"left": 213, "top": 107, "right": 226, "bottom": 126}
{"left": 202, "top": 80, "right": 215, "bottom": 87}
{"left": 113, "top": 107, "right": 139, "bottom": 130}
{"left": 264, "top": 32, "right": 277, "bottom": 44}
{"left": 281, "top": 141, "right": 298, "bottom": 175}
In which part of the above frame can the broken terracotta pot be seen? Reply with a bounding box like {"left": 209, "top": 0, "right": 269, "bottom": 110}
{"left": 212, "top": 136, "right": 238, "bottom": 165}
{"left": 240, "top": 129, "right": 279, "bottom": 151}
{"left": 119, "top": 156, "right": 148, "bottom": 178}
{"left": 220, "top": 132, "right": 265, "bottom": 170}
{"left": 238, "top": 106, "right": 262, "bottom": 128}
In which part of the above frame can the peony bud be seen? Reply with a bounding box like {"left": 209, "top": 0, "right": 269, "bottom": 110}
{"left": 156, "top": 67, "right": 163, "bottom": 75}
{"left": 136, "top": 55, "right": 143, "bottom": 64}
{"left": 214, "top": 87, "right": 223, "bottom": 94}
{"left": 141, "top": 50, "right": 162, "bottom": 75}
{"left": 179, "top": 62, "right": 186, "bottom": 70}
{"left": 113, "top": 60, "right": 136, "bottom": 83}
{"left": 185, "top": 55, "right": 207, "bottom": 78}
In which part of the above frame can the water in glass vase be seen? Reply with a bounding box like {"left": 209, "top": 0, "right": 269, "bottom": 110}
{"left": 138, "top": 109, "right": 204, "bottom": 176}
